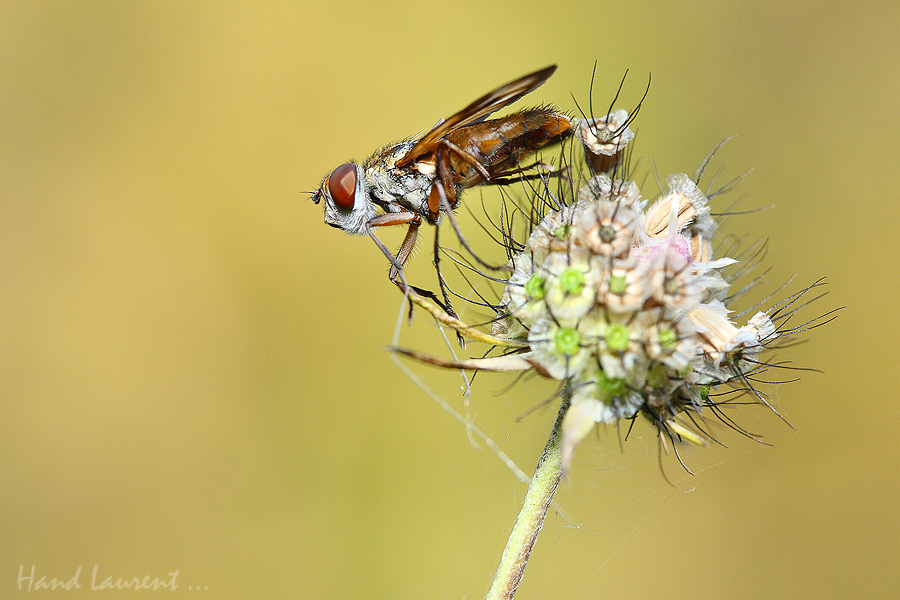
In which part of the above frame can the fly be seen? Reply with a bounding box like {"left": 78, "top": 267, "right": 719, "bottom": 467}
{"left": 311, "top": 65, "right": 572, "bottom": 312}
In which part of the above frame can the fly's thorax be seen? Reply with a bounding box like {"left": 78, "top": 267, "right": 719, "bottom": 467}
{"left": 363, "top": 141, "right": 435, "bottom": 215}
{"left": 361, "top": 141, "right": 410, "bottom": 171}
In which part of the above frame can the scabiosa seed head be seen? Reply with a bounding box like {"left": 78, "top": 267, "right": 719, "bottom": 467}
{"left": 398, "top": 99, "right": 834, "bottom": 479}
{"left": 484, "top": 163, "right": 817, "bottom": 472}
{"left": 376, "top": 78, "right": 838, "bottom": 600}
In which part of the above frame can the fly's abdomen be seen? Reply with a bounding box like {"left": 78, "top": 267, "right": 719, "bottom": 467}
{"left": 446, "top": 109, "right": 573, "bottom": 188}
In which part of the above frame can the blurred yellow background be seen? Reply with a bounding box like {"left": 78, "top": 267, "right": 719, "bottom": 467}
{"left": 1, "top": 2, "right": 895, "bottom": 599}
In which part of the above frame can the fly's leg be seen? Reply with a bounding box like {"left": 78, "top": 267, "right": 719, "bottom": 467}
{"left": 431, "top": 222, "right": 465, "bottom": 346}
{"left": 364, "top": 211, "right": 520, "bottom": 348}
{"left": 481, "top": 160, "right": 570, "bottom": 186}
{"left": 431, "top": 213, "right": 456, "bottom": 317}
{"left": 426, "top": 140, "right": 486, "bottom": 220}
{"left": 428, "top": 140, "right": 509, "bottom": 272}
{"left": 365, "top": 212, "right": 453, "bottom": 317}
{"left": 435, "top": 139, "right": 491, "bottom": 183}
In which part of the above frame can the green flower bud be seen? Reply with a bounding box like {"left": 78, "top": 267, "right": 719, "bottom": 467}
{"left": 596, "top": 370, "right": 627, "bottom": 398}
{"left": 608, "top": 274, "right": 627, "bottom": 295}
{"left": 658, "top": 326, "right": 677, "bottom": 349}
{"left": 524, "top": 274, "right": 545, "bottom": 300}
{"left": 605, "top": 323, "right": 629, "bottom": 352}
{"left": 558, "top": 267, "right": 586, "bottom": 295}
{"left": 554, "top": 327, "right": 581, "bottom": 356}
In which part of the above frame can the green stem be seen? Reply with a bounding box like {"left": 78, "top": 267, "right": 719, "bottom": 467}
{"left": 485, "top": 394, "right": 571, "bottom": 600}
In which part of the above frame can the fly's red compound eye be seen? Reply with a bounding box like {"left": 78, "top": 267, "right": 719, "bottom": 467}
{"left": 327, "top": 163, "right": 357, "bottom": 210}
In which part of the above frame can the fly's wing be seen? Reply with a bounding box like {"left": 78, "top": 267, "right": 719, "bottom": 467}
{"left": 395, "top": 65, "right": 557, "bottom": 168}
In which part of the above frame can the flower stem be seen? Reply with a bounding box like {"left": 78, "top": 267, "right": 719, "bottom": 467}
{"left": 485, "top": 393, "right": 571, "bottom": 600}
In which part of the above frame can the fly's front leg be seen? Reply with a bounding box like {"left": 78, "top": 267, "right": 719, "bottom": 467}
{"left": 365, "top": 211, "right": 453, "bottom": 316}
{"left": 365, "top": 211, "right": 419, "bottom": 279}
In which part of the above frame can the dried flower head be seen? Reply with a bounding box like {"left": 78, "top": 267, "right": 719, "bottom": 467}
{"left": 396, "top": 116, "right": 835, "bottom": 477}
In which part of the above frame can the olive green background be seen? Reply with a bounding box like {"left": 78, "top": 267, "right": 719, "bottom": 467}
{"left": 1, "top": 2, "right": 895, "bottom": 599}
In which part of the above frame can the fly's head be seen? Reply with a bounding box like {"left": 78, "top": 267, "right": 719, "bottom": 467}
{"left": 311, "top": 161, "right": 377, "bottom": 235}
